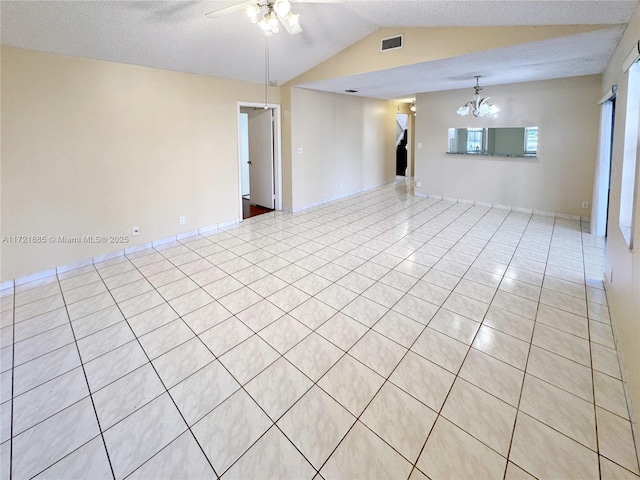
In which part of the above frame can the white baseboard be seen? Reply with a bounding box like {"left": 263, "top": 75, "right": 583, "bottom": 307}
{"left": 2, "top": 217, "right": 243, "bottom": 287}
{"left": 417, "top": 191, "right": 585, "bottom": 221}
{"left": 290, "top": 179, "right": 395, "bottom": 213}
{"left": 125, "top": 242, "right": 153, "bottom": 255}
{"left": 14, "top": 268, "right": 57, "bottom": 287}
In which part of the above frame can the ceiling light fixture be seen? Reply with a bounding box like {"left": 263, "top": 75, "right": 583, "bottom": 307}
{"left": 409, "top": 101, "right": 416, "bottom": 113}
{"left": 456, "top": 76, "right": 499, "bottom": 117}
{"left": 247, "top": 1, "right": 302, "bottom": 35}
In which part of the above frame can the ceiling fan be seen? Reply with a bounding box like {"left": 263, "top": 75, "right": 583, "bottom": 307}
{"left": 205, "top": 0, "right": 346, "bottom": 35}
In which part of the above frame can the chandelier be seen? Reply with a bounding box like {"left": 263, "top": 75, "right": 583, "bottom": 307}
{"left": 247, "top": 1, "right": 301, "bottom": 34}
{"left": 456, "top": 76, "right": 499, "bottom": 117}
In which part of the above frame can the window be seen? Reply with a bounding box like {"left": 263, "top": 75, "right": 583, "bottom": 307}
{"left": 448, "top": 128, "right": 456, "bottom": 153}
{"left": 619, "top": 60, "right": 640, "bottom": 249}
{"left": 466, "top": 128, "right": 484, "bottom": 154}
{"left": 524, "top": 126, "right": 539, "bottom": 155}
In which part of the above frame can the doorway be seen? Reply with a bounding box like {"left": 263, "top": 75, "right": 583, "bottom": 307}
{"left": 396, "top": 113, "right": 409, "bottom": 176}
{"left": 592, "top": 89, "right": 616, "bottom": 236}
{"left": 237, "top": 103, "right": 282, "bottom": 220}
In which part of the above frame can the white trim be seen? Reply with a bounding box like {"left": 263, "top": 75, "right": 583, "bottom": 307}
{"left": 2, "top": 188, "right": 591, "bottom": 287}
{"left": 57, "top": 258, "right": 94, "bottom": 274}
{"left": 152, "top": 235, "right": 177, "bottom": 247}
{"left": 198, "top": 224, "right": 219, "bottom": 235}
{"left": 237, "top": 102, "right": 283, "bottom": 222}
{"left": 419, "top": 193, "right": 585, "bottom": 219}
{"left": 592, "top": 99, "right": 615, "bottom": 236}
{"left": 3, "top": 218, "right": 244, "bottom": 286}
{"left": 622, "top": 40, "right": 640, "bottom": 73}
{"left": 177, "top": 229, "right": 199, "bottom": 241}
{"left": 125, "top": 242, "right": 153, "bottom": 255}
{"left": 289, "top": 180, "right": 395, "bottom": 213}
{"left": 513, "top": 206, "right": 533, "bottom": 214}
{"left": 598, "top": 85, "right": 617, "bottom": 104}
{"left": 218, "top": 218, "right": 241, "bottom": 229}
{"left": 533, "top": 209, "right": 557, "bottom": 217}
{"left": 15, "top": 268, "right": 57, "bottom": 286}
{"left": 493, "top": 203, "right": 512, "bottom": 210}
{"left": 92, "top": 250, "right": 125, "bottom": 264}
{"left": 556, "top": 212, "right": 581, "bottom": 220}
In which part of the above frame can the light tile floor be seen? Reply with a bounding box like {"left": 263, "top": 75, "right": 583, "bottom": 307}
{"left": 1, "top": 179, "right": 639, "bottom": 479}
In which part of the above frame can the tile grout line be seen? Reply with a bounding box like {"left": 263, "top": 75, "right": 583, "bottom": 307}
{"left": 585, "top": 229, "right": 640, "bottom": 476}
{"left": 104, "top": 218, "right": 396, "bottom": 479}
{"left": 32, "top": 267, "right": 118, "bottom": 480}
{"left": 407, "top": 203, "right": 534, "bottom": 479}
{"left": 582, "top": 222, "right": 604, "bottom": 480}
{"left": 3, "top": 181, "right": 628, "bottom": 479}
{"left": 192, "top": 184, "right": 447, "bottom": 476}
{"left": 155, "top": 192, "right": 568, "bottom": 476}
{"left": 93, "top": 257, "right": 223, "bottom": 480}
{"left": 305, "top": 199, "right": 476, "bottom": 476}
{"left": 8, "top": 287, "right": 15, "bottom": 480}
{"left": 203, "top": 184, "right": 448, "bottom": 477}
{"left": 130, "top": 197, "right": 624, "bottom": 474}
{"left": 295, "top": 195, "right": 532, "bottom": 476}
{"left": 500, "top": 212, "right": 549, "bottom": 480}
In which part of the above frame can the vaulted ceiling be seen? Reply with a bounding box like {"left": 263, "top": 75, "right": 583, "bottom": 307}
{"left": 1, "top": 1, "right": 638, "bottom": 99}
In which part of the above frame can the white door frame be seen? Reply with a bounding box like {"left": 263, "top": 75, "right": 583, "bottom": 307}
{"left": 591, "top": 87, "right": 616, "bottom": 236}
{"left": 237, "top": 102, "right": 283, "bottom": 220}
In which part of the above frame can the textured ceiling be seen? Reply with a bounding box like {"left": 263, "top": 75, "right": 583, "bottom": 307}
{"left": 1, "top": 0, "right": 638, "bottom": 96}
{"left": 297, "top": 26, "right": 626, "bottom": 98}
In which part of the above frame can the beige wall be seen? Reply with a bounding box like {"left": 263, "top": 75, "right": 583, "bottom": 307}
{"left": 601, "top": 2, "right": 640, "bottom": 428}
{"left": 280, "top": 86, "right": 294, "bottom": 211}
{"left": 291, "top": 25, "right": 609, "bottom": 86}
{"left": 1, "top": 47, "right": 279, "bottom": 281}
{"left": 288, "top": 87, "right": 396, "bottom": 211}
{"left": 413, "top": 75, "right": 601, "bottom": 216}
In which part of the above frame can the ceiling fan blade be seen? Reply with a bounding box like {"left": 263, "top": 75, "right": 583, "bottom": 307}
{"left": 205, "top": 0, "right": 257, "bottom": 19}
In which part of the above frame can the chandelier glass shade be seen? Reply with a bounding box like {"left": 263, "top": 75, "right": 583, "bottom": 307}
{"left": 457, "top": 76, "right": 500, "bottom": 117}
{"left": 247, "top": 1, "right": 301, "bottom": 34}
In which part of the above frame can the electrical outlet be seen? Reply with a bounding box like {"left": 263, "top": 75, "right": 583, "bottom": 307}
{"left": 582, "top": 201, "right": 589, "bottom": 209}
{"left": 416, "top": 180, "right": 422, "bottom": 187}
{"left": 417, "top": 143, "right": 422, "bottom": 149}
{"left": 297, "top": 147, "right": 303, "bottom": 154}
{"left": 132, "top": 226, "right": 140, "bottom": 236}
{"left": 179, "top": 216, "right": 186, "bottom": 225}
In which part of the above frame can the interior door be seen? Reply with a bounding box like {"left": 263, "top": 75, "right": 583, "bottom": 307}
{"left": 248, "top": 109, "right": 274, "bottom": 209}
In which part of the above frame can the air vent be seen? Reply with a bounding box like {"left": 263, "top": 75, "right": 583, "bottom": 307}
{"left": 381, "top": 34, "right": 403, "bottom": 52}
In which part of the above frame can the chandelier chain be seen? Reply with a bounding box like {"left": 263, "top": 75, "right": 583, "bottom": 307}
{"left": 264, "top": 34, "right": 270, "bottom": 108}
